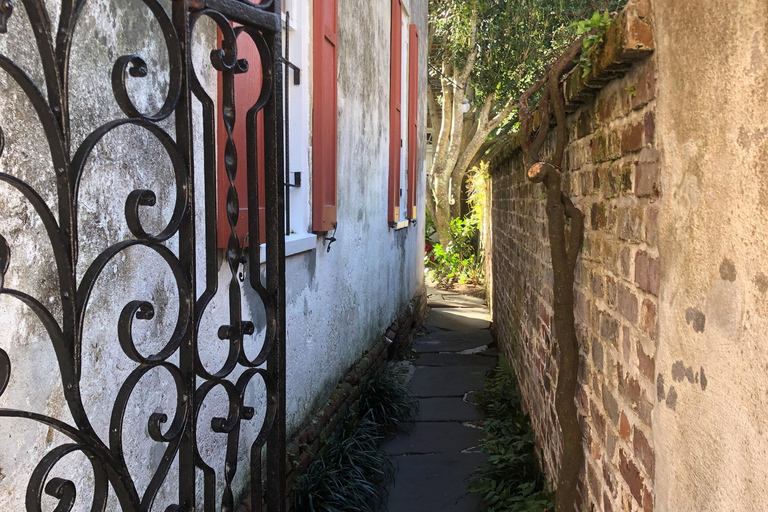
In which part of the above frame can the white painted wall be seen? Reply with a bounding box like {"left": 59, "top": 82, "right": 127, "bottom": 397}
{"left": 0, "top": 0, "right": 427, "bottom": 509}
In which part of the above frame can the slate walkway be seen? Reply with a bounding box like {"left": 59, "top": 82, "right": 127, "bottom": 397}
{"left": 383, "top": 286, "right": 496, "bottom": 512}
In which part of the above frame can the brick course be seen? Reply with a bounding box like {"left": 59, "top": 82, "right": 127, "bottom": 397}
{"left": 489, "top": 29, "right": 658, "bottom": 512}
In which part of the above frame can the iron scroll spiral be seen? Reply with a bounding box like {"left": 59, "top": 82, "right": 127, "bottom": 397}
{"left": 0, "top": 0, "right": 285, "bottom": 509}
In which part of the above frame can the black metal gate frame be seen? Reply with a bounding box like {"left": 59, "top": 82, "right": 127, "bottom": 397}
{"left": 0, "top": 0, "right": 286, "bottom": 509}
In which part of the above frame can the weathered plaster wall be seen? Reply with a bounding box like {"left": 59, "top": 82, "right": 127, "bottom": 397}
{"left": 653, "top": 1, "right": 768, "bottom": 510}
{"left": 0, "top": 0, "right": 427, "bottom": 509}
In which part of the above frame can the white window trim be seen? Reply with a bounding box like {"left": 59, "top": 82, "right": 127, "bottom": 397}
{"left": 257, "top": 232, "right": 318, "bottom": 262}
{"left": 394, "top": 220, "right": 410, "bottom": 231}
{"left": 278, "top": 0, "right": 315, "bottom": 258}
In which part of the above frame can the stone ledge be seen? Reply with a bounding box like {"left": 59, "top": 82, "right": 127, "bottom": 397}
{"left": 490, "top": 0, "right": 654, "bottom": 171}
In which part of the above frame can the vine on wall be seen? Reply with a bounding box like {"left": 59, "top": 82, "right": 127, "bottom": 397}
{"left": 517, "top": 38, "right": 586, "bottom": 512}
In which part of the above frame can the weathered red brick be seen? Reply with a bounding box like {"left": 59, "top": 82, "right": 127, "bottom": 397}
{"left": 604, "top": 493, "right": 614, "bottom": 512}
{"left": 635, "top": 160, "right": 660, "bottom": 198}
{"left": 591, "top": 399, "right": 607, "bottom": 443}
{"left": 588, "top": 463, "right": 600, "bottom": 498}
{"left": 618, "top": 206, "right": 644, "bottom": 242}
{"left": 620, "top": 247, "right": 631, "bottom": 278}
{"left": 601, "top": 313, "right": 621, "bottom": 347}
{"left": 644, "top": 111, "right": 656, "bottom": 146}
{"left": 592, "top": 337, "right": 605, "bottom": 371}
{"left": 621, "top": 122, "right": 644, "bottom": 154}
{"left": 591, "top": 272, "right": 606, "bottom": 298}
{"left": 643, "top": 485, "right": 654, "bottom": 512}
{"left": 633, "top": 428, "right": 655, "bottom": 477}
{"left": 592, "top": 202, "right": 607, "bottom": 230}
{"left": 637, "top": 340, "right": 655, "bottom": 381}
{"left": 603, "top": 384, "right": 620, "bottom": 424}
{"left": 618, "top": 285, "right": 639, "bottom": 323}
{"left": 631, "top": 61, "right": 657, "bottom": 110}
{"left": 620, "top": 411, "right": 631, "bottom": 440}
{"left": 619, "top": 368, "right": 642, "bottom": 409}
{"left": 641, "top": 299, "right": 657, "bottom": 340}
{"left": 605, "top": 274, "right": 618, "bottom": 306}
{"left": 635, "top": 251, "right": 659, "bottom": 296}
{"left": 645, "top": 206, "right": 659, "bottom": 246}
{"left": 622, "top": 326, "right": 632, "bottom": 363}
{"left": 619, "top": 449, "right": 645, "bottom": 504}
{"left": 603, "top": 453, "right": 616, "bottom": 491}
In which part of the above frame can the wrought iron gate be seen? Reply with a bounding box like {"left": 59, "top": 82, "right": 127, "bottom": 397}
{"left": 0, "top": 0, "right": 286, "bottom": 509}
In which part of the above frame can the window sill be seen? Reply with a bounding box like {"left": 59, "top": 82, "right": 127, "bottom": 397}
{"left": 394, "top": 220, "right": 410, "bottom": 231}
{"left": 257, "top": 232, "right": 317, "bottom": 262}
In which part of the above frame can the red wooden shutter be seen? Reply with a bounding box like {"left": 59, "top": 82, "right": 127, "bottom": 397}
{"left": 388, "top": 0, "right": 403, "bottom": 224}
{"left": 312, "top": 0, "right": 338, "bottom": 232}
{"left": 217, "top": 29, "right": 267, "bottom": 248}
{"left": 407, "top": 24, "right": 419, "bottom": 220}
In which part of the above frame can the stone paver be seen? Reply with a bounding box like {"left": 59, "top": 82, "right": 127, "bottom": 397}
{"left": 415, "top": 352, "right": 496, "bottom": 368}
{"left": 386, "top": 453, "right": 485, "bottom": 512}
{"left": 418, "top": 397, "right": 484, "bottom": 421}
{"left": 383, "top": 291, "right": 493, "bottom": 512}
{"left": 410, "top": 366, "right": 488, "bottom": 397}
{"left": 387, "top": 453, "right": 485, "bottom": 512}
{"left": 427, "top": 307, "right": 491, "bottom": 331}
{"left": 414, "top": 331, "right": 493, "bottom": 353}
{"left": 383, "top": 421, "right": 483, "bottom": 455}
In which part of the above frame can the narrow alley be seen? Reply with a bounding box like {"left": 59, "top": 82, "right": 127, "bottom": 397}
{"left": 383, "top": 287, "right": 495, "bottom": 512}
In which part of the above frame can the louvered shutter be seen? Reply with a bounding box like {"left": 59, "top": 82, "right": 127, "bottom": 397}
{"left": 388, "top": 0, "right": 403, "bottom": 224}
{"left": 312, "top": 0, "right": 338, "bottom": 232}
{"left": 407, "top": 23, "right": 419, "bottom": 220}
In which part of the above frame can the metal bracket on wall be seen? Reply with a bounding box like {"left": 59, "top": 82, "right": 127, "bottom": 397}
{"left": 285, "top": 171, "right": 301, "bottom": 188}
{"left": 279, "top": 56, "right": 301, "bottom": 85}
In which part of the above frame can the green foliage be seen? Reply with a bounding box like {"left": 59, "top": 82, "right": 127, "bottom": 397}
{"left": 426, "top": 166, "right": 487, "bottom": 286}
{"left": 293, "top": 370, "right": 418, "bottom": 512}
{"left": 571, "top": 10, "right": 614, "bottom": 77}
{"left": 470, "top": 359, "right": 555, "bottom": 512}
{"left": 358, "top": 371, "right": 419, "bottom": 436}
{"left": 430, "top": 0, "right": 627, "bottom": 105}
{"left": 426, "top": 215, "right": 484, "bottom": 285}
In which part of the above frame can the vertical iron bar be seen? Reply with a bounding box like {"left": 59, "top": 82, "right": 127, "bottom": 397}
{"left": 172, "top": 0, "right": 197, "bottom": 509}
{"left": 265, "top": 1, "right": 286, "bottom": 508}
{"left": 284, "top": 10, "right": 291, "bottom": 237}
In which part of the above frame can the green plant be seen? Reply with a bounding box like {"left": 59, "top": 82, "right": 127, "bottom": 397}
{"left": 470, "top": 359, "right": 555, "bottom": 512}
{"left": 294, "top": 415, "right": 393, "bottom": 512}
{"left": 571, "top": 10, "right": 614, "bottom": 77}
{"left": 426, "top": 166, "right": 487, "bottom": 286}
{"left": 358, "top": 371, "right": 418, "bottom": 435}
{"left": 293, "top": 370, "right": 418, "bottom": 512}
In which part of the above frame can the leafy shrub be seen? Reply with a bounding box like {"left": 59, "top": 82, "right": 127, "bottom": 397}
{"left": 293, "top": 370, "right": 417, "bottom": 512}
{"left": 425, "top": 165, "right": 488, "bottom": 286}
{"left": 358, "top": 371, "right": 418, "bottom": 435}
{"left": 572, "top": 10, "right": 614, "bottom": 77}
{"left": 470, "top": 359, "right": 554, "bottom": 512}
{"left": 426, "top": 215, "right": 484, "bottom": 285}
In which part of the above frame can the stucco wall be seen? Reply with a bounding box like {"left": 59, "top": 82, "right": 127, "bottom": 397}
{"left": 0, "top": 0, "right": 427, "bottom": 509}
{"left": 653, "top": 1, "right": 768, "bottom": 510}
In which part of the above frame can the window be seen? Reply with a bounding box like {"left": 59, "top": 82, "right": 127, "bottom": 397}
{"left": 216, "top": 4, "right": 318, "bottom": 258}
{"left": 389, "top": 1, "right": 419, "bottom": 226}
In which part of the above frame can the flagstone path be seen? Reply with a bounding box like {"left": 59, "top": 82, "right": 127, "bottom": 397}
{"left": 383, "top": 286, "right": 496, "bottom": 512}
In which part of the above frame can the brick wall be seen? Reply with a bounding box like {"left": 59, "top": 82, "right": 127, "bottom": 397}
{"left": 488, "top": 3, "right": 658, "bottom": 511}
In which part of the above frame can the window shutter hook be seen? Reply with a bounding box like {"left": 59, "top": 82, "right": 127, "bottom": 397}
{"left": 324, "top": 222, "right": 338, "bottom": 253}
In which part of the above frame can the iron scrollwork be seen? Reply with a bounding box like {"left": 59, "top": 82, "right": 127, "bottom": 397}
{"left": 0, "top": 0, "right": 286, "bottom": 509}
